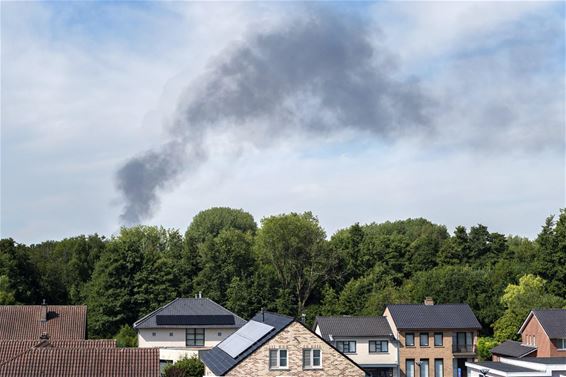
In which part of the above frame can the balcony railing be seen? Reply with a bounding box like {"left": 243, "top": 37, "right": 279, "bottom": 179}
{"left": 452, "top": 344, "right": 475, "bottom": 353}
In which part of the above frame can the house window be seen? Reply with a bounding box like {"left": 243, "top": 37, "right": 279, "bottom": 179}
{"left": 369, "top": 340, "right": 389, "bottom": 353}
{"left": 269, "top": 349, "right": 288, "bottom": 369}
{"left": 556, "top": 338, "right": 566, "bottom": 350}
{"left": 420, "top": 333, "right": 429, "bottom": 347}
{"left": 406, "top": 359, "right": 415, "bottom": 377}
{"left": 186, "top": 328, "right": 205, "bottom": 347}
{"left": 435, "top": 359, "right": 443, "bottom": 377}
{"left": 420, "top": 359, "right": 429, "bottom": 377}
{"left": 406, "top": 333, "right": 415, "bottom": 346}
{"left": 434, "top": 333, "right": 443, "bottom": 346}
{"left": 303, "top": 348, "right": 322, "bottom": 369}
{"left": 336, "top": 340, "right": 357, "bottom": 354}
{"left": 169, "top": 332, "right": 173, "bottom": 337}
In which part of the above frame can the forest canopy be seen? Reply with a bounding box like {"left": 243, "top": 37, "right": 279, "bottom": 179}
{"left": 1, "top": 208, "right": 565, "bottom": 343}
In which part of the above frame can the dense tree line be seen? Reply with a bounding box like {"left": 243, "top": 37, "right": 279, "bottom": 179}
{"left": 1, "top": 208, "right": 565, "bottom": 345}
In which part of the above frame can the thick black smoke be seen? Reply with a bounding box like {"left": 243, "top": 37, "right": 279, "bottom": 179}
{"left": 116, "top": 10, "right": 434, "bottom": 224}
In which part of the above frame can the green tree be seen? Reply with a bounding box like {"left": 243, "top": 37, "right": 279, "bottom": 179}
{"left": 194, "top": 229, "right": 255, "bottom": 304}
{"left": 493, "top": 274, "right": 565, "bottom": 341}
{"left": 86, "top": 226, "right": 180, "bottom": 338}
{"left": 114, "top": 324, "right": 138, "bottom": 347}
{"left": 164, "top": 356, "right": 205, "bottom": 377}
{"left": 477, "top": 337, "right": 499, "bottom": 361}
{"left": 0, "top": 275, "right": 16, "bottom": 304}
{"left": 255, "top": 212, "right": 334, "bottom": 315}
{"left": 0, "top": 238, "right": 39, "bottom": 303}
{"left": 533, "top": 210, "right": 566, "bottom": 298}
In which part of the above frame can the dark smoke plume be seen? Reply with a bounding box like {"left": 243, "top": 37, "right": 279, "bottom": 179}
{"left": 116, "top": 10, "right": 434, "bottom": 224}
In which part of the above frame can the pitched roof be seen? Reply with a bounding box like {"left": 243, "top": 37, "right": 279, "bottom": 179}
{"left": 519, "top": 309, "right": 566, "bottom": 338}
{"left": 519, "top": 357, "right": 566, "bottom": 365}
{"left": 0, "top": 339, "right": 116, "bottom": 364}
{"left": 314, "top": 316, "right": 393, "bottom": 341}
{"left": 0, "top": 347, "right": 160, "bottom": 377}
{"left": 133, "top": 298, "right": 246, "bottom": 329}
{"left": 201, "top": 311, "right": 294, "bottom": 376}
{"left": 386, "top": 304, "right": 482, "bottom": 330}
{"left": 490, "top": 340, "right": 536, "bottom": 358}
{"left": 468, "top": 361, "right": 540, "bottom": 373}
{"left": 0, "top": 305, "right": 86, "bottom": 340}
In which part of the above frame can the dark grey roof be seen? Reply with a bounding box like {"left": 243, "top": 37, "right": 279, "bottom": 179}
{"left": 314, "top": 316, "right": 393, "bottom": 341}
{"left": 386, "top": 304, "right": 481, "bottom": 330}
{"left": 470, "top": 361, "right": 539, "bottom": 373}
{"left": 201, "top": 312, "right": 293, "bottom": 376}
{"left": 490, "top": 340, "right": 536, "bottom": 358}
{"left": 133, "top": 298, "right": 246, "bottom": 329}
{"left": 532, "top": 309, "right": 566, "bottom": 338}
{"left": 519, "top": 357, "right": 566, "bottom": 365}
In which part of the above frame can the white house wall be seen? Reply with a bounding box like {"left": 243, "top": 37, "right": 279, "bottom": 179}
{"left": 138, "top": 328, "right": 237, "bottom": 349}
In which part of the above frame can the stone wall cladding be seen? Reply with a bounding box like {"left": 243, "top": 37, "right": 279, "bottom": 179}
{"left": 226, "top": 322, "right": 365, "bottom": 377}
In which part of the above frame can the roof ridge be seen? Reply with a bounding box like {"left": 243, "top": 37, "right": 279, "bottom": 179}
{"left": 133, "top": 298, "right": 180, "bottom": 328}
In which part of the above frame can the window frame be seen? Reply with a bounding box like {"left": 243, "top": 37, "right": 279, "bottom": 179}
{"left": 185, "top": 328, "right": 205, "bottom": 347}
{"left": 369, "top": 340, "right": 389, "bottom": 353}
{"left": 406, "top": 333, "right": 415, "bottom": 347}
{"left": 336, "top": 340, "right": 357, "bottom": 354}
{"left": 420, "top": 359, "right": 429, "bottom": 377}
{"left": 434, "top": 359, "right": 444, "bottom": 377}
{"left": 269, "top": 349, "right": 288, "bottom": 370}
{"left": 434, "top": 332, "right": 443, "bottom": 347}
{"left": 406, "top": 359, "right": 415, "bottom": 377}
{"left": 557, "top": 338, "right": 566, "bottom": 350}
{"left": 420, "top": 332, "right": 429, "bottom": 347}
{"left": 303, "top": 348, "right": 322, "bottom": 369}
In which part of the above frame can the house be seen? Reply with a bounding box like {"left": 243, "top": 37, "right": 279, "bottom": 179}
{"left": 0, "top": 302, "right": 87, "bottom": 340}
{"left": 516, "top": 309, "right": 566, "bottom": 357}
{"left": 466, "top": 357, "right": 566, "bottom": 377}
{"left": 201, "top": 311, "right": 366, "bottom": 377}
{"left": 384, "top": 298, "right": 482, "bottom": 377}
{"left": 0, "top": 346, "right": 160, "bottom": 377}
{"left": 314, "top": 316, "right": 399, "bottom": 377}
{"left": 134, "top": 297, "right": 246, "bottom": 364}
{"left": 490, "top": 341, "right": 536, "bottom": 362}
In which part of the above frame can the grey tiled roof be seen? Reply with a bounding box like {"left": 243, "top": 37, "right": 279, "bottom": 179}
{"left": 133, "top": 298, "right": 246, "bottom": 329}
{"left": 532, "top": 309, "right": 566, "bottom": 338}
{"left": 201, "top": 312, "right": 294, "bottom": 376}
{"left": 314, "top": 316, "right": 393, "bottom": 341}
{"left": 470, "top": 361, "right": 539, "bottom": 373}
{"left": 386, "top": 304, "right": 481, "bottom": 330}
{"left": 490, "top": 340, "right": 536, "bottom": 358}
{"left": 519, "top": 357, "right": 566, "bottom": 365}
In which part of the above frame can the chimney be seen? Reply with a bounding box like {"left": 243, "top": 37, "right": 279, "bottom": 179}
{"left": 199, "top": 291, "right": 202, "bottom": 299}
{"left": 300, "top": 313, "right": 306, "bottom": 324}
{"left": 424, "top": 297, "right": 434, "bottom": 306}
{"left": 39, "top": 332, "right": 49, "bottom": 340}
{"left": 40, "top": 299, "right": 47, "bottom": 322}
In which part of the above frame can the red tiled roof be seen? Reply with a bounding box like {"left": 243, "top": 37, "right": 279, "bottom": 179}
{"left": 0, "top": 348, "right": 160, "bottom": 377}
{"left": 0, "top": 339, "right": 116, "bottom": 364}
{"left": 0, "top": 305, "right": 86, "bottom": 340}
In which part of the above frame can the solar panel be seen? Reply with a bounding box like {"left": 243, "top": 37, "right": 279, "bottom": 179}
{"left": 155, "top": 315, "right": 235, "bottom": 326}
{"left": 218, "top": 320, "right": 274, "bottom": 358}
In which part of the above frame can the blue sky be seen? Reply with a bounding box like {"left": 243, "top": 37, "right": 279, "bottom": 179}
{"left": 1, "top": 1, "right": 564, "bottom": 243}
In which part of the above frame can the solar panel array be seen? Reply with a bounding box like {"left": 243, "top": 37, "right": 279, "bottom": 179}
{"left": 217, "top": 320, "right": 274, "bottom": 358}
{"left": 155, "top": 315, "right": 235, "bottom": 326}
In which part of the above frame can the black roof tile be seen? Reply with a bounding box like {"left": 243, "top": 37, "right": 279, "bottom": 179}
{"left": 490, "top": 340, "right": 536, "bottom": 358}
{"left": 386, "top": 304, "right": 481, "bottom": 330}
{"left": 532, "top": 309, "right": 566, "bottom": 338}
{"left": 314, "top": 316, "right": 393, "bottom": 341}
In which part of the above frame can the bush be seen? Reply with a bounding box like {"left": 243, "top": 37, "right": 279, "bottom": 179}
{"left": 114, "top": 324, "right": 138, "bottom": 347}
{"left": 164, "top": 356, "right": 205, "bottom": 377}
{"left": 477, "top": 337, "right": 499, "bottom": 361}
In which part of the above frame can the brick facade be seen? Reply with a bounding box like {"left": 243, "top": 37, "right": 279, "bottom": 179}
{"left": 223, "top": 322, "right": 365, "bottom": 377}
{"left": 521, "top": 315, "right": 566, "bottom": 357}
{"left": 398, "top": 331, "right": 477, "bottom": 377}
